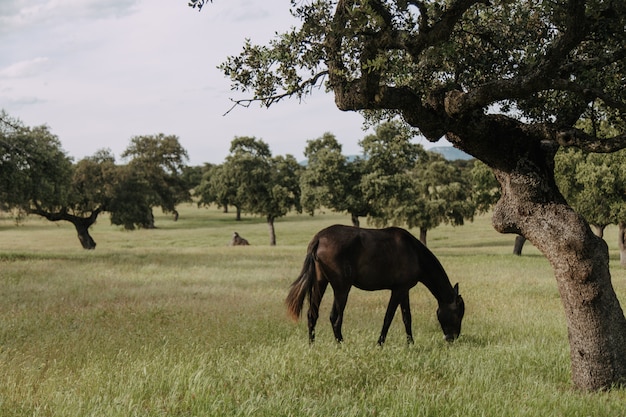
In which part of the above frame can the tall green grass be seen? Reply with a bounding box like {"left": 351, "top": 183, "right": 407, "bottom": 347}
{"left": 1, "top": 205, "right": 625, "bottom": 416}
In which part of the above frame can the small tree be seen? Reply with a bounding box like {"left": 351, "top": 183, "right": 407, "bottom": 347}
{"left": 408, "top": 152, "right": 475, "bottom": 245}
{"left": 225, "top": 137, "right": 302, "bottom": 245}
{"left": 360, "top": 121, "right": 424, "bottom": 228}
{"left": 359, "top": 121, "right": 473, "bottom": 244}
{"left": 196, "top": 163, "right": 244, "bottom": 219}
{"left": 264, "top": 154, "right": 303, "bottom": 245}
{"left": 121, "top": 134, "right": 191, "bottom": 227}
{"left": 301, "top": 132, "right": 370, "bottom": 226}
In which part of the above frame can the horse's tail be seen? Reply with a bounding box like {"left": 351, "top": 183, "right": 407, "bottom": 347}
{"left": 286, "top": 239, "right": 319, "bottom": 322}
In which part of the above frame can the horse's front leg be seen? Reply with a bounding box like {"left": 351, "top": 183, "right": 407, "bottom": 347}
{"left": 330, "top": 288, "right": 350, "bottom": 343}
{"left": 378, "top": 290, "right": 402, "bottom": 346}
{"left": 399, "top": 291, "right": 413, "bottom": 344}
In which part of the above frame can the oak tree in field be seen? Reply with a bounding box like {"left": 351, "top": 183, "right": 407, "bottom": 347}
{"left": 409, "top": 151, "right": 475, "bottom": 245}
{"left": 224, "top": 136, "right": 302, "bottom": 245}
{"left": 121, "top": 134, "right": 191, "bottom": 227}
{"left": 0, "top": 113, "right": 111, "bottom": 249}
{"left": 191, "top": 0, "right": 626, "bottom": 390}
{"left": 300, "top": 132, "right": 370, "bottom": 226}
{"left": 359, "top": 121, "right": 422, "bottom": 224}
{"left": 196, "top": 163, "right": 244, "bottom": 219}
{"left": 359, "top": 121, "right": 473, "bottom": 244}
{"left": 0, "top": 113, "right": 195, "bottom": 246}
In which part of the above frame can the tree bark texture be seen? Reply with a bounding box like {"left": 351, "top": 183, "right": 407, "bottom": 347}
{"left": 481, "top": 135, "right": 626, "bottom": 391}
{"left": 494, "top": 181, "right": 626, "bottom": 390}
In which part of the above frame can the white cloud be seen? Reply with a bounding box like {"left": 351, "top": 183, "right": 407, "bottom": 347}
{"left": 0, "top": 57, "right": 49, "bottom": 78}
{"left": 0, "top": 0, "right": 139, "bottom": 34}
{"left": 0, "top": 0, "right": 448, "bottom": 166}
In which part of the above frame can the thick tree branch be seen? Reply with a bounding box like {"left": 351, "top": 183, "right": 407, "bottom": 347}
{"left": 29, "top": 206, "right": 103, "bottom": 224}
{"left": 556, "top": 129, "right": 626, "bottom": 153}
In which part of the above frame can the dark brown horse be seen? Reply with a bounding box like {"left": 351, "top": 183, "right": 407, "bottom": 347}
{"left": 286, "top": 225, "right": 465, "bottom": 344}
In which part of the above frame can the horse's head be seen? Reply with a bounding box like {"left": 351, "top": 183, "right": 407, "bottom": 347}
{"left": 437, "top": 283, "right": 465, "bottom": 342}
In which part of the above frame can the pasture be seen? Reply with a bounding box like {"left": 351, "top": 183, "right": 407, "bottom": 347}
{"left": 1, "top": 205, "right": 626, "bottom": 416}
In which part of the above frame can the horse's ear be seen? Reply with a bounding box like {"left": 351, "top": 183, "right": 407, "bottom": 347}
{"left": 453, "top": 283, "right": 459, "bottom": 295}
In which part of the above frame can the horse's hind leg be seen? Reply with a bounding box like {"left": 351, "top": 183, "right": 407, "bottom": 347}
{"left": 378, "top": 290, "right": 402, "bottom": 346}
{"left": 399, "top": 292, "right": 413, "bottom": 344}
{"left": 307, "top": 280, "right": 328, "bottom": 343}
{"left": 330, "top": 288, "right": 350, "bottom": 343}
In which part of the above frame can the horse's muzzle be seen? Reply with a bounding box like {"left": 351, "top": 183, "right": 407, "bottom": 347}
{"left": 444, "top": 333, "right": 459, "bottom": 342}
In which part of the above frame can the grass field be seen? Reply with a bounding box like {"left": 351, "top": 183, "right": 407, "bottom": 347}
{"left": 1, "top": 205, "right": 626, "bottom": 416}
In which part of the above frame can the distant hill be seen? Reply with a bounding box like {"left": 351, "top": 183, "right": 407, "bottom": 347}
{"left": 428, "top": 146, "right": 473, "bottom": 161}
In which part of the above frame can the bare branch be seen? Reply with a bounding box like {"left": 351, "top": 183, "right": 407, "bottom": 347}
{"left": 222, "top": 70, "right": 329, "bottom": 115}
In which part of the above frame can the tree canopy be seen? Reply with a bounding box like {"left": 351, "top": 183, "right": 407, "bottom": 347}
{"left": 358, "top": 121, "right": 474, "bottom": 243}
{"left": 218, "top": 136, "right": 302, "bottom": 245}
{"left": 120, "top": 134, "right": 191, "bottom": 227}
{"left": 300, "top": 132, "right": 370, "bottom": 226}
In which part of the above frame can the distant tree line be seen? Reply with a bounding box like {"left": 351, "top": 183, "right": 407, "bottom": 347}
{"left": 196, "top": 120, "right": 478, "bottom": 246}
{"left": 3, "top": 110, "right": 626, "bottom": 258}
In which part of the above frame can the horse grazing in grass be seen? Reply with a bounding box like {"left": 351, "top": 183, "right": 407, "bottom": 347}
{"left": 286, "top": 225, "right": 465, "bottom": 345}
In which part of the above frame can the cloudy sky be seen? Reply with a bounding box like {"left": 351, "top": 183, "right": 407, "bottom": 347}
{"left": 0, "top": 0, "right": 442, "bottom": 165}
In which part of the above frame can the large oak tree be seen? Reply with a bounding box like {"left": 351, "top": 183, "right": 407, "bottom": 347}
{"left": 0, "top": 112, "right": 107, "bottom": 249}
{"left": 191, "top": 0, "right": 626, "bottom": 390}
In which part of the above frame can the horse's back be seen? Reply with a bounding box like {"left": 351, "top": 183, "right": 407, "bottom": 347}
{"left": 313, "top": 225, "right": 422, "bottom": 290}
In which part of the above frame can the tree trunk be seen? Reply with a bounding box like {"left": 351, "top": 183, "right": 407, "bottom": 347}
{"left": 444, "top": 114, "right": 626, "bottom": 390}
{"left": 351, "top": 213, "right": 360, "bottom": 227}
{"left": 619, "top": 223, "right": 626, "bottom": 267}
{"left": 30, "top": 207, "right": 100, "bottom": 250}
{"left": 74, "top": 219, "right": 97, "bottom": 250}
{"left": 143, "top": 208, "right": 156, "bottom": 229}
{"left": 491, "top": 165, "right": 626, "bottom": 391}
{"left": 236, "top": 206, "right": 242, "bottom": 221}
{"left": 267, "top": 216, "right": 276, "bottom": 246}
{"left": 513, "top": 235, "right": 526, "bottom": 256}
{"left": 419, "top": 227, "right": 427, "bottom": 246}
